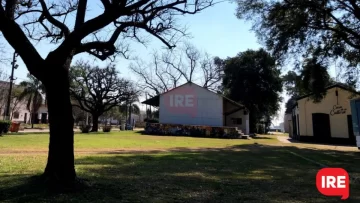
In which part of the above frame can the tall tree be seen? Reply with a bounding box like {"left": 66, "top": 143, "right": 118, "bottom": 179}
{"left": 283, "top": 58, "right": 333, "bottom": 100}
{"left": 70, "top": 63, "right": 138, "bottom": 132}
{"left": 130, "top": 43, "right": 223, "bottom": 95}
{"left": 0, "top": 0, "right": 214, "bottom": 188}
{"left": 283, "top": 57, "right": 334, "bottom": 113}
{"left": 235, "top": 0, "right": 360, "bottom": 85}
{"left": 19, "top": 74, "right": 45, "bottom": 128}
{"left": 120, "top": 102, "right": 140, "bottom": 124}
{"left": 221, "top": 49, "right": 283, "bottom": 133}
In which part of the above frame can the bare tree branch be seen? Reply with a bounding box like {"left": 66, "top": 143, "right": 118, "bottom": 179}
{"left": 1, "top": 0, "right": 215, "bottom": 77}
{"left": 38, "top": 0, "right": 70, "bottom": 37}
{"left": 74, "top": 0, "right": 87, "bottom": 30}
{"left": 130, "top": 43, "right": 222, "bottom": 95}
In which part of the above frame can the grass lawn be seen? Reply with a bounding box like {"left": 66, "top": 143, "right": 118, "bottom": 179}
{"left": 0, "top": 131, "right": 278, "bottom": 152}
{"left": 0, "top": 131, "right": 359, "bottom": 202}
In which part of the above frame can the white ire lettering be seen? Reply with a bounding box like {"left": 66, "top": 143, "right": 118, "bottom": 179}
{"left": 169, "top": 94, "right": 194, "bottom": 107}
{"left": 321, "top": 176, "right": 346, "bottom": 188}
{"left": 185, "top": 95, "right": 194, "bottom": 107}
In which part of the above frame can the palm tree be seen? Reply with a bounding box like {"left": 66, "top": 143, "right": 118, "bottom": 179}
{"left": 119, "top": 103, "right": 140, "bottom": 124}
{"left": 19, "top": 74, "right": 45, "bottom": 128}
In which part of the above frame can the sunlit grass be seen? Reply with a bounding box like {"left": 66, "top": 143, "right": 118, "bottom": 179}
{"left": 0, "top": 144, "right": 360, "bottom": 202}
{"left": 1, "top": 132, "right": 359, "bottom": 202}
{"left": 0, "top": 131, "right": 278, "bottom": 152}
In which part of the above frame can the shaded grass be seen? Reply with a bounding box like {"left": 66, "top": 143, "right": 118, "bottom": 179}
{"left": 0, "top": 131, "right": 278, "bottom": 151}
{"left": 0, "top": 144, "right": 359, "bottom": 202}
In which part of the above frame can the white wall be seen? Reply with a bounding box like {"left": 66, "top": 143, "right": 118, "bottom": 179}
{"left": 297, "top": 88, "right": 358, "bottom": 138}
{"left": 225, "top": 110, "right": 249, "bottom": 134}
{"left": 159, "top": 83, "right": 223, "bottom": 126}
{"left": 11, "top": 105, "right": 30, "bottom": 123}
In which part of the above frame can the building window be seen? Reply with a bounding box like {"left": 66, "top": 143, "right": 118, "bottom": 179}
{"left": 232, "top": 118, "right": 242, "bottom": 125}
{"left": 13, "top": 111, "right": 20, "bottom": 119}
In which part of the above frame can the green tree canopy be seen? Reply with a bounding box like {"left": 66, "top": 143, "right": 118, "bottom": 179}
{"left": 236, "top": 0, "right": 360, "bottom": 87}
{"left": 283, "top": 58, "right": 333, "bottom": 100}
{"left": 221, "top": 48, "right": 283, "bottom": 133}
{"left": 236, "top": 0, "right": 360, "bottom": 61}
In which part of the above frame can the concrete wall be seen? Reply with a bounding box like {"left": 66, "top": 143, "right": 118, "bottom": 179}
{"left": 225, "top": 110, "right": 249, "bottom": 134}
{"left": 159, "top": 83, "right": 223, "bottom": 126}
{"left": 10, "top": 104, "right": 31, "bottom": 123}
{"left": 297, "top": 87, "right": 358, "bottom": 138}
{"left": 0, "top": 101, "right": 31, "bottom": 123}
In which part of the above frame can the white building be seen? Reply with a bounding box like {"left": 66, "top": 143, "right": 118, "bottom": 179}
{"left": 0, "top": 81, "right": 48, "bottom": 123}
{"left": 142, "top": 82, "right": 250, "bottom": 134}
{"left": 290, "top": 84, "right": 358, "bottom": 144}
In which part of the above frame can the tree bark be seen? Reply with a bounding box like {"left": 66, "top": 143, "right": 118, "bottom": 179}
{"left": 128, "top": 104, "right": 132, "bottom": 125}
{"left": 91, "top": 114, "right": 99, "bottom": 132}
{"left": 31, "top": 112, "right": 34, "bottom": 128}
{"left": 249, "top": 113, "right": 257, "bottom": 134}
{"left": 42, "top": 65, "right": 76, "bottom": 190}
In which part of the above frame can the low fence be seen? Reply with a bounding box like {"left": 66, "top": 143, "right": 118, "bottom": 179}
{"left": 144, "top": 123, "right": 240, "bottom": 139}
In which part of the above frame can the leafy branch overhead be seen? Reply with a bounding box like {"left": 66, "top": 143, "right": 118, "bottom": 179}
{"left": 236, "top": 0, "right": 360, "bottom": 65}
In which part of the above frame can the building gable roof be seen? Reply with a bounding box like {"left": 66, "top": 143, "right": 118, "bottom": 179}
{"left": 141, "top": 81, "right": 245, "bottom": 108}
{"left": 295, "top": 83, "right": 360, "bottom": 101}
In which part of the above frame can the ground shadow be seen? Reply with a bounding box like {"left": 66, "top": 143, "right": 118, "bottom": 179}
{"left": 284, "top": 137, "right": 357, "bottom": 147}
{"left": 251, "top": 136, "right": 272, "bottom": 140}
{"left": 1, "top": 144, "right": 360, "bottom": 203}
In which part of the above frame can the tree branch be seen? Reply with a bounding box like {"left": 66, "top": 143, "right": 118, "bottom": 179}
{"left": 100, "top": 0, "right": 111, "bottom": 10}
{"left": 0, "top": 6, "right": 44, "bottom": 78}
{"left": 38, "top": 0, "right": 70, "bottom": 37}
{"left": 74, "top": 0, "right": 87, "bottom": 30}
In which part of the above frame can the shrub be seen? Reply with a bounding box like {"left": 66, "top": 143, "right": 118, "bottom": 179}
{"left": 103, "top": 126, "right": 112, "bottom": 132}
{"left": 80, "top": 125, "right": 91, "bottom": 133}
{"left": 144, "top": 118, "right": 159, "bottom": 123}
{"left": 0, "top": 120, "right": 11, "bottom": 134}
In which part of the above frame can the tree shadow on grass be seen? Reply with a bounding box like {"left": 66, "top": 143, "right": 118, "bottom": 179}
{"left": 285, "top": 137, "right": 357, "bottom": 147}
{"left": 251, "top": 136, "right": 273, "bottom": 140}
{"left": 1, "top": 144, "right": 360, "bottom": 203}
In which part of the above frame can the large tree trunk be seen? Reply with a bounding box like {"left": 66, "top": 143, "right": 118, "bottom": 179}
{"left": 128, "top": 104, "right": 132, "bottom": 125}
{"left": 42, "top": 66, "right": 76, "bottom": 190}
{"left": 31, "top": 112, "right": 34, "bottom": 128}
{"left": 249, "top": 112, "right": 257, "bottom": 134}
{"left": 91, "top": 114, "right": 99, "bottom": 132}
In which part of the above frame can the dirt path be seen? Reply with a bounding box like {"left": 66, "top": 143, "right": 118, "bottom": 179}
{"left": 277, "top": 136, "right": 359, "bottom": 152}
{"left": 277, "top": 136, "right": 292, "bottom": 143}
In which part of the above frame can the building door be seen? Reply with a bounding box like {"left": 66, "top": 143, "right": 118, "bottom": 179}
{"left": 33, "top": 113, "right": 39, "bottom": 124}
{"left": 41, "top": 113, "right": 47, "bottom": 124}
{"left": 24, "top": 113, "right": 27, "bottom": 123}
{"left": 347, "top": 115, "right": 356, "bottom": 145}
{"left": 312, "top": 113, "right": 331, "bottom": 142}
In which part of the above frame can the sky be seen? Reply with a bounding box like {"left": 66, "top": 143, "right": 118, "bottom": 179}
{"left": 0, "top": 1, "right": 330, "bottom": 126}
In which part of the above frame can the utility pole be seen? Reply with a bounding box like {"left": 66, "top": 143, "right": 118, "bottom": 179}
{"left": 145, "top": 93, "right": 148, "bottom": 119}
{"left": 4, "top": 52, "right": 18, "bottom": 120}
